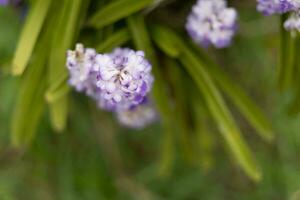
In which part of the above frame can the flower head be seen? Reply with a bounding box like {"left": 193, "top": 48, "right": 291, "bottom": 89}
{"left": 186, "top": 0, "right": 237, "bottom": 48}
{"left": 94, "top": 48, "right": 154, "bottom": 111}
{"left": 257, "top": 0, "right": 299, "bottom": 15}
{"left": 116, "top": 99, "right": 157, "bottom": 129}
{"left": 0, "top": 0, "right": 21, "bottom": 6}
{"left": 66, "top": 44, "right": 156, "bottom": 129}
{"left": 0, "top": 0, "right": 8, "bottom": 5}
{"left": 66, "top": 43, "right": 97, "bottom": 95}
{"left": 284, "top": 10, "right": 300, "bottom": 32}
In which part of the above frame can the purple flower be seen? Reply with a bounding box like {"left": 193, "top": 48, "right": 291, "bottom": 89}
{"left": 257, "top": 0, "right": 299, "bottom": 15}
{"left": 66, "top": 44, "right": 154, "bottom": 113}
{"left": 186, "top": 0, "right": 237, "bottom": 48}
{"left": 0, "top": 0, "right": 21, "bottom": 6}
{"left": 0, "top": 0, "right": 8, "bottom": 5}
{"left": 66, "top": 44, "right": 97, "bottom": 95}
{"left": 94, "top": 48, "right": 154, "bottom": 111}
{"left": 116, "top": 100, "right": 157, "bottom": 129}
{"left": 284, "top": 10, "right": 300, "bottom": 32}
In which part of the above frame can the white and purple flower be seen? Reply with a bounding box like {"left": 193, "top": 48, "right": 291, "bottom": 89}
{"left": 0, "top": 0, "right": 21, "bottom": 6}
{"left": 116, "top": 99, "right": 157, "bottom": 129}
{"left": 284, "top": 10, "right": 300, "bottom": 32}
{"left": 257, "top": 0, "right": 299, "bottom": 15}
{"left": 66, "top": 43, "right": 97, "bottom": 94}
{"left": 66, "top": 44, "right": 154, "bottom": 113}
{"left": 0, "top": 0, "right": 8, "bottom": 5}
{"left": 94, "top": 48, "right": 154, "bottom": 111}
{"left": 186, "top": 0, "right": 237, "bottom": 48}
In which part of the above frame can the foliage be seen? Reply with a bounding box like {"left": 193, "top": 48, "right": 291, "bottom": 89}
{"left": 1, "top": 0, "right": 300, "bottom": 199}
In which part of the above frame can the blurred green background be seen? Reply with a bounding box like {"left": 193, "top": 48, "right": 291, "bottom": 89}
{"left": 1, "top": 1, "right": 300, "bottom": 199}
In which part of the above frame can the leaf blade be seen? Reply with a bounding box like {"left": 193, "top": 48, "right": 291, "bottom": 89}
{"left": 96, "top": 27, "right": 131, "bottom": 52}
{"left": 12, "top": 0, "right": 51, "bottom": 75}
{"left": 151, "top": 25, "right": 261, "bottom": 181}
{"left": 127, "top": 16, "right": 176, "bottom": 175}
{"left": 151, "top": 25, "right": 273, "bottom": 142}
{"left": 47, "top": 0, "right": 86, "bottom": 132}
{"left": 88, "top": 0, "right": 153, "bottom": 29}
{"left": 278, "top": 14, "right": 295, "bottom": 91}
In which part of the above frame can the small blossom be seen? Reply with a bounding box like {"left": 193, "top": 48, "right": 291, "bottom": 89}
{"left": 186, "top": 0, "right": 237, "bottom": 48}
{"left": 66, "top": 43, "right": 97, "bottom": 94}
{"left": 0, "top": 0, "right": 21, "bottom": 6}
{"left": 66, "top": 44, "right": 154, "bottom": 114}
{"left": 0, "top": 0, "right": 8, "bottom": 5}
{"left": 257, "top": 0, "right": 299, "bottom": 15}
{"left": 284, "top": 10, "right": 300, "bottom": 32}
{"left": 95, "top": 48, "right": 154, "bottom": 111}
{"left": 116, "top": 99, "right": 157, "bottom": 129}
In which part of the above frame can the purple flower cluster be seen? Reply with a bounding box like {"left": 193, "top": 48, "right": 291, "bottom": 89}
{"left": 67, "top": 44, "right": 156, "bottom": 129}
{"left": 284, "top": 10, "right": 300, "bottom": 31}
{"left": 257, "top": 0, "right": 300, "bottom": 32}
{"left": 257, "top": 0, "right": 297, "bottom": 15}
{"left": 0, "top": 0, "right": 21, "bottom": 6}
{"left": 0, "top": 0, "right": 8, "bottom": 5}
{"left": 95, "top": 48, "right": 154, "bottom": 111}
{"left": 117, "top": 99, "right": 157, "bottom": 129}
{"left": 186, "top": 0, "right": 237, "bottom": 48}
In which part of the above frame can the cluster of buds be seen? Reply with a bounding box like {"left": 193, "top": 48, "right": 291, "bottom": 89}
{"left": 0, "top": 0, "right": 21, "bottom": 6}
{"left": 186, "top": 0, "right": 238, "bottom": 48}
{"left": 67, "top": 44, "right": 156, "bottom": 129}
{"left": 257, "top": 0, "right": 300, "bottom": 33}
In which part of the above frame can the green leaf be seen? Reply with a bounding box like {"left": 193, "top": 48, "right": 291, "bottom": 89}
{"left": 47, "top": 0, "right": 86, "bottom": 132}
{"left": 96, "top": 27, "right": 131, "bottom": 52}
{"left": 208, "top": 63, "right": 274, "bottom": 142}
{"left": 12, "top": 0, "right": 51, "bottom": 75}
{"left": 11, "top": 62, "right": 47, "bottom": 146}
{"left": 10, "top": 1, "right": 59, "bottom": 146}
{"left": 278, "top": 14, "right": 295, "bottom": 91}
{"left": 180, "top": 53, "right": 261, "bottom": 181}
{"left": 152, "top": 25, "right": 273, "bottom": 142}
{"left": 148, "top": 26, "right": 180, "bottom": 58}
{"left": 189, "top": 45, "right": 274, "bottom": 142}
{"left": 165, "top": 58, "right": 195, "bottom": 163}
{"left": 46, "top": 84, "right": 70, "bottom": 103}
{"left": 288, "top": 35, "right": 300, "bottom": 115}
{"left": 45, "top": 73, "right": 68, "bottom": 103}
{"left": 127, "top": 16, "right": 175, "bottom": 176}
{"left": 192, "top": 95, "right": 215, "bottom": 171}
{"left": 87, "top": 0, "right": 153, "bottom": 29}
{"left": 11, "top": 32, "right": 49, "bottom": 147}
{"left": 49, "top": 96, "right": 69, "bottom": 132}
{"left": 151, "top": 25, "right": 261, "bottom": 181}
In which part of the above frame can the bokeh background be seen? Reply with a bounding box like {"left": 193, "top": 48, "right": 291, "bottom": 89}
{"left": 1, "top": 0, "right": 300, "bottom": 199}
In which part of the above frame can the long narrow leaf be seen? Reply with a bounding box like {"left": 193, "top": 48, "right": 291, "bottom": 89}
{"left": 12, "top": 0, "right": 51, "bottom": 75}
{"left": 11, "top": 56, "right": 47, "bottom": 146}
{"left": 11, "top": 29, "right": 50, "bottom": 147}
{"left": 189, "top": 46, "right": 274, "bottom": 142}
{"left": 208, "top": 63, "right": 274, "bottom": 142}
{"left": 46, "top": 84, "right": 70, "bottom": 103}
{"left": 127, "top": 16, "right": 175, "bottom": 176}
{"left": 192, "top": 93, "right": 215, "bottom": 171}
{"left": 96, "top": 27, "right": 131, "bottom": 52}
{"left": 278, "top": 14, "right": 295, "bottom": 91}
{"left": 151, "top": 25, "right": 273, "bottom": 142}
{"left": 48, "top": 0, "right": 86, "bottom": 132}
{"left": 288, "top": 36, "right": 300, "bottom": 115}
{"left": 88, "top": 0, "right": 153, "bottom": 29}
{"left": 45, "top": 73, "right": 68, "bottom": 103}
{"left": 165, "top": 58, "right": 195, "bottom": 163}
{"left": 151, "top": 25, "right": 261, "bottom": 181}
